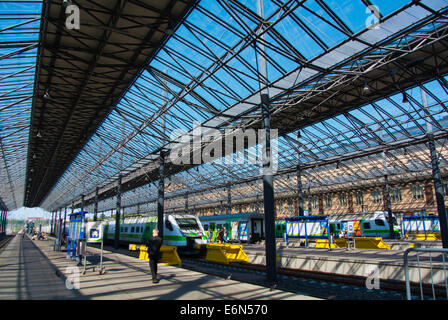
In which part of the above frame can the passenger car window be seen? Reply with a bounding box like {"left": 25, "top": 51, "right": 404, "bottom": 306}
{"left": 363, "top": 222, "right": 371, "bottom": 229}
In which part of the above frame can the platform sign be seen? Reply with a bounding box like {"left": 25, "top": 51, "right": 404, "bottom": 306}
{"left": 230, "top": 221, "right": 239, "bottom": 241}
{"left": 347, "top": 221, "right": 354, "bottom": 236}
{"left": 239, "top": 221, "right": 248, "bottom": 241}
{"left": 67, "top": 211, "right": 87, "bottom": 260}
{"left": 402, "top": 215, "right": 440, "bottom": 238}
{"left": 285, "top": 215, "right": 330, "bottom": 246}
{"left": 287, "top": 222, "right": 299, "bottom": 237}
{"left": 86, "top": 221, "right": 103, "bottom": 243}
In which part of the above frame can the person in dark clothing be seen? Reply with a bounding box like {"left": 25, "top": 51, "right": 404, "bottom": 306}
{"left": 146, "top": 229, "right": 163, "bottom": 283}
{"left": 217, "top": 228, "right": 224, "bottom": 244}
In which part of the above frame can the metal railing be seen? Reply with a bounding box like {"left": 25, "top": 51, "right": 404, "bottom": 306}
{"left": 404, "top": 247, "right": 448, "bottom": 300}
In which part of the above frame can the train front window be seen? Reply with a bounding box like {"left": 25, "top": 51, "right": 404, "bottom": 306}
{"left": 176, "top": 218, "right": 200, "bottom": 231}
{"left": 385, "top": 216, "right": 398, "bottom": 226}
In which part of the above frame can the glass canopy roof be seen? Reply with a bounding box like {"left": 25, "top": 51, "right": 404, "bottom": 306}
{"left": 1, "top": 0, "right": 448, "bottom": 214}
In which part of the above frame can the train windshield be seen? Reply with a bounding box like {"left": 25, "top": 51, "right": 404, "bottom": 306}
{"left": 176, "top": 218, "right": 200, "bottom": 231}
{"left": 385, "top": 215, "right": 398, "bottom": 226}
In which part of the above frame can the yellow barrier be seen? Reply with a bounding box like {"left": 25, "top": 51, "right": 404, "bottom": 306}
{"left": 415, "top": 233, "right": 442, "bottom": 241}
{"left": 129, "top": 244, "right": 182, "bottom": 266}
{"left": 362, "top": 237, "right": 391, "bottom": 250}
{"left": 196, "top": 243, "right": 249, "bottom": 264}
{"left": 315, "top": 237, "right": 390, "bottom": 250}
{"left": 315, "top": 238, "right": 347, "bottom": 248}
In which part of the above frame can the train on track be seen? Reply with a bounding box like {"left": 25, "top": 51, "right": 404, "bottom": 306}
{"left": 199, "top": 212, "right": 266, "bottom": 243}
{"left": 101, "top": 214, "right": 208, "bottom": 252}
{"left": 47, "top": 210, "right": 403, "bottom": 249}
{"left": 328, "top": 211, "right": 401, "bottom": 238}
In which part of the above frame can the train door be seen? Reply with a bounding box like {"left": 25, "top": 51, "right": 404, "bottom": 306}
{"left": 209, "top": 222, "right": 216, "bottom": 242}
{"left": 230, "top": 221, "right": 239, "bottom": 241}
{"left": 353, "top": 220, "right": 362, "bottom": 236}
{"left": 251, "top": 219, "right": 263, "bottom": 243}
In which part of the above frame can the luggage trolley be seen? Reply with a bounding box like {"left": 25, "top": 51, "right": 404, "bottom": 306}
{"left": 81, "top": 221, "right": 106, "bottom": 275}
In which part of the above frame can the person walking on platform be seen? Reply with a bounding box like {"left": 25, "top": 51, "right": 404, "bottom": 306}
{"left": 146, "top": 229, "right": 163, "bottom": 283}
{"left": 217, "top": 228, "right": 224, "bottom": 244}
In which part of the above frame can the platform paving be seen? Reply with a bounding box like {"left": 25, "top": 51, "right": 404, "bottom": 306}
{"left": 244, "top": 244, "right": 448, "bottom": 285}
{"left": 0, "top": 234, "right": 319, "bottom": 300}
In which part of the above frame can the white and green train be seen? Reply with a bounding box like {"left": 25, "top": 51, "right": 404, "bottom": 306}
{"left": 199, "top": 212, "right": 265, "bottom": 243}
{"left": 102, "top": 214, "right": 207, "bottom": 250}
{"left": 329, "top": 211, "right": 401, "bottom": 238}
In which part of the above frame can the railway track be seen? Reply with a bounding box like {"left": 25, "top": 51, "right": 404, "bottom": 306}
{"left": 180, "top": 257, "right": 445, "bottom": 300}
{"left": 0, "top": 234, "right": 14, "bottom": 251}
{"left": 82, "top": 239, "right": 446, "bottom": 300}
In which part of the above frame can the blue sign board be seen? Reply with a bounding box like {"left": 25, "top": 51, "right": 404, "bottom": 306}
{"left": 66, "top": 211, "right": 87, "bottom": 261}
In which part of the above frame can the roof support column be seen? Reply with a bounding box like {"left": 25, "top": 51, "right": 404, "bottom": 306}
{"left": 4, "top": 211, "right": 7, "bottom": 236}
{"left": 185, "top": 192, "right": 189, "bottom": 215}
{"left": 422, "top": 87, "right": 448, "bottom": 248}
{"left": 1, "top": 211, "right": 3, "bottom": 236}
{"left": 297, "top": 133, "right": 304, "bottom": 217}
{"left": 94, "top": 187, "right": 99, "bottom": 221}
{"left": 114, "top": 174, "right": 122, "bottom": 249}
{"left": 158, "top": 152, "right": 165, "bottom": 239}
{"left": 261, "top": 92, "right": 277, "bottom": 283}
{"left": 50, "top": 211, "right": 54, "bottom": 235}
{"left": 257, "top": 0, "right": 276, "bottom": 283}
{"left": 428, "top": 133, "right": 448, "bottom": 248}
{"left": 57, "top": 208, "right": 62, "bottom": 249}
{"left": 227, "top": 182, "right": 231, "bottom": 215}
{"left": 307, "top": 185, "right": 312, "bottom": 215}
{"left": 384, "top": 173, "right": 394, "bottom": 239}
{"left": 63, "top": 207, "right": 67, "bottom": 236}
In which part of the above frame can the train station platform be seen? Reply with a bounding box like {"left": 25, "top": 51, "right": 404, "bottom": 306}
{"left": 245, "top": 243, "right": 447, "bottom": 286}
{"left": 0, "top": 234, "right": 318, "bottom": 300}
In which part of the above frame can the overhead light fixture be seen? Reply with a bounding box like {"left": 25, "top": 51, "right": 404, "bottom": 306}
{"left": 363, "top": 81, "right": 370, "bottom": 92}
{"left": 402, "top": 92, "right": 409, "bottom": 103}
{"left": 43, "top": 89, "right": 50, "bottom": 99}
{"left": 32, "top": 154, "right": 36, "bottom": 159}
{"left": 36, "top": 130, "right": 42, "bottom": 138}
